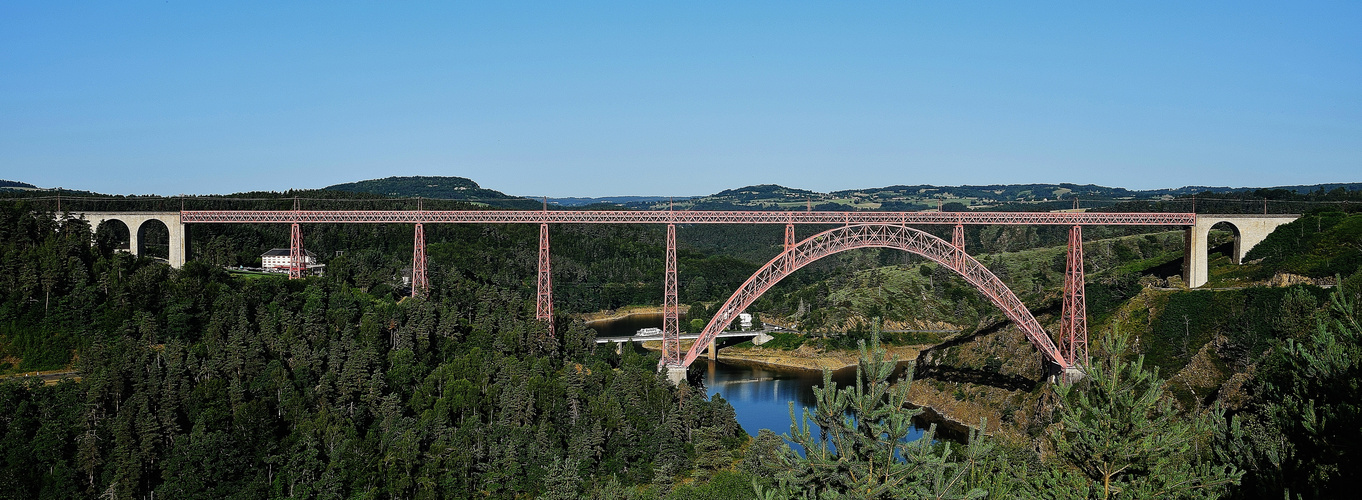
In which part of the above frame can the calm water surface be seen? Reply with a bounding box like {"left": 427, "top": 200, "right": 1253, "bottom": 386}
{"left": 587, "top": 312, "right": 677, "bottom": 337}
{"left": 691, "top": 358, "right": 931, "bottom": 442}
{"left": 589, "top": 315, "right": 955, "bottom": 443}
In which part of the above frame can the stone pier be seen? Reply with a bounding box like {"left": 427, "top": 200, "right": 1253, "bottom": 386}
{"left": 73, "top": 212, "right": 187, "bottom": 268}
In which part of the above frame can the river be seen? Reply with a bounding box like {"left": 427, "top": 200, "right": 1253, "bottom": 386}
{"left": 585, "top": 312, "right": 677, "bottom": 337}
{"left": 589, "top": 314, "right": 961, "bottom": 442}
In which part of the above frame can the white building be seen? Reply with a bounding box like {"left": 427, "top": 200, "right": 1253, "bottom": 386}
{"left": 739, "top": 313, "right": 753, "bottom": 331}
{"left": 261, "top": 248, "right": 318, "bottom": 271}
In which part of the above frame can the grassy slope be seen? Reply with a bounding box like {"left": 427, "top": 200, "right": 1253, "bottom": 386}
{"left": 766, "top": 230, "right": 1186, "bottom": 335}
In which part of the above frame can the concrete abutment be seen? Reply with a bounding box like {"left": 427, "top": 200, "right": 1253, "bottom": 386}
{"left": 1182, "top": 215, "right": 1297, "bottom": 288}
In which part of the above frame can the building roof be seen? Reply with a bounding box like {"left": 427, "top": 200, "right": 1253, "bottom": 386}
{"left": 262, "top": 248, "right": 317, "bottom": 258}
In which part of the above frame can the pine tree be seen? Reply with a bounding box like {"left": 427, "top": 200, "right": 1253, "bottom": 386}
{"left": 1220, "top": 276, "right": 1362, "bottom": 499}
{"left": 541, "top": 456, "right": 584, "bottom": 500}
{"left": 760, "top": 330, "right": 988, "bottom": 499}
{"left": 1038, "top": 328, "right": 1241, "bottom": 499}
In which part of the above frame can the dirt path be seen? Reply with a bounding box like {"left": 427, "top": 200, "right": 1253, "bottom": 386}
{"left": 0, "top": 369, "right": 81, "bottom": 385}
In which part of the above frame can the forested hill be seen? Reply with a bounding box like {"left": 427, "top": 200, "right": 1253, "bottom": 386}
{"left": 0, "top": 202, "right": 750, "bottom": 498}
{"left": 0, "top": 180, "right": 39, "bottom": 190}
{"left": 2, "top": 183, "right": 1361, "bottom": 497}
{"left": 6, "top": 174, "right": 1359, "bottom": 213}
{"left": 619, "top": 181, "right": 1362, "bottom": 212}
{"left": 323, "top": 175, "right": 540, "bottom": 209}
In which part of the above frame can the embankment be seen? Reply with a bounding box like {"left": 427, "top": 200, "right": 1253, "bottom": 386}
{"left": 579, "top": 305, "right": 692, "bottom": 323}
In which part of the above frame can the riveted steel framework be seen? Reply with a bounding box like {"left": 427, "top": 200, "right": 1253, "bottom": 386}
{"left": 1060, "top": 226, "right": 1088, "bottom": 368}
{"left": 677, "top": 224, "right": 1068, "bottom": 370}
{"left": 951, "top": 224, "right": 966, "bottom": 268}
{"left": 171, "top": 208, "right": 1189, "bottom": 374}
{"left": 661, "top": 224, "right": 680, "bottom": 366}
{"left": 537, "top": 223, "right": 554, "bottom": 336}
{"left": 289, "top": 223, "right": 303, "bottom": 280}
{"left": 180, "top": 210, "right": 1194, "bottom": 226}
{"left": 411, "top": 224, "right": 428, "bottom": 297}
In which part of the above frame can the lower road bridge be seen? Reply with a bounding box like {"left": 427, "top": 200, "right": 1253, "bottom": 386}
{"left": 62, "top": 208, "right": 1299, "bottom": 382}
{"left": 596, "top": 330, "right": 774, "bottom": 361}
{"left": 595, "top": 331, "right": 771, "bottom": 345}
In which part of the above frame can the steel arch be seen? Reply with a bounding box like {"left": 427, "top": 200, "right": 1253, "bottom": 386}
{"left": 677, "top": 224, "right": 1070, "bottom": 370}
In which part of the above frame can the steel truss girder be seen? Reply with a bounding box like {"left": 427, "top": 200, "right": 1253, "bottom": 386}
{"left": 677, "top": 224, "right": 1070, "bottom": 370}
{"left": 181, "top": 210, "right": 1195, "bottom": 226}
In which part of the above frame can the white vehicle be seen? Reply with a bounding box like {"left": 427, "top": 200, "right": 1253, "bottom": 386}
{"left": 634, "top": 327, "right": 663, "bottom": 337}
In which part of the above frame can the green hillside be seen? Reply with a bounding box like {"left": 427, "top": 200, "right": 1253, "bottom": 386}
{"left": 2, "top": 177, "right": 1361, "bottom": 498}
{"left": 750, "top": 209, "right": 1362, "bottom": 499}
{"left": 757, "top": 230, "right": 1185, "bottom": 337}
{"left": 1244, "top": 211, "right": 1362, "bottom": 278}
{"left": 323, "top": 175, "right": 540, "bottom": 208}
{"left": 0, "top": 180, "right": 39, "bottom": 190}
{"left": 625, "top": 181, "right": 1362, "bottom": 213}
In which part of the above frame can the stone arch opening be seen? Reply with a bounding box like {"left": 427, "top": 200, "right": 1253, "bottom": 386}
{"left": 1208, "top": 221, "right": 1243, "bottom": 264}
{"left": 137, "top": 218, "right": 171, "bottom": 261}
{"left": 678, "top": 224, "right": 1067, "bottom": 371}
{"left": 93, "top": 219, "right": 132, "bottom": 254}
{"left": 1183, "top": 215, "right": 1299, "bottom": 288}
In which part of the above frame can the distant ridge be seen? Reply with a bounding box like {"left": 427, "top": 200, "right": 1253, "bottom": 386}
{"left": 0, "top": 180, "right": 39, "bottom": 190}
{"left": 546, "top": 196, "right": 674, "bottom": 207}
{"left": 617, "top": 181, "right": 1362, "bottom": 211}
{"left": 307, "top": 175, "right": 1360, "bottom": 212}
{"left": 322, "top": 176, "right": 539, "bottom": 208}
{"left": 5, "top": 176, "right": 1355, "bottom": 209}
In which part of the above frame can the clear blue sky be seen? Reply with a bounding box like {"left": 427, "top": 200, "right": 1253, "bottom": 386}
{"left": 2, "top": 2, "right": 1359, "bottom": 197}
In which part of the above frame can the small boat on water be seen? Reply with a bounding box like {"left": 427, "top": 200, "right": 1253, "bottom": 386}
{"left": 634, "top": 327, "right": 663, "bottom": 337}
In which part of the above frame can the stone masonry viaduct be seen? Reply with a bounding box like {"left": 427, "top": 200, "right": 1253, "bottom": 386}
{"left": 76, "top": 212, "right": 187, "bottom": 268}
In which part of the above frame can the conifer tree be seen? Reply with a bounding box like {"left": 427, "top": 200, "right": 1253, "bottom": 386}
{"left": 759, "top": 330, "right": 988, "bottom": 499}
{"left": 1219, "top": 275, "right": 1362, "bottom": 499}
{"left": 1036, "top": 328, "right": 1241, "bottom": 499}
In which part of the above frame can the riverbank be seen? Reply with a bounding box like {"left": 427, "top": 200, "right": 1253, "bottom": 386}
{"left": 714, "top": 343, "right": 927, "bottom": 372}
{"left": 640, "top": 340, "right": 1013, "bottom": 437}
{"left": 638, "top": 339, "right": 926, "bottom": 372}
{"left": 715, "top": 345, "right": 1023, "bottom": 437}
{"left": 579, "top": 305, "right": 692, "bottom": 323}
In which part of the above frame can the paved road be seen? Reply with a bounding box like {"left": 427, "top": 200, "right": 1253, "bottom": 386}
{"left": 595, "top": 330, "right": 765, "bottom": 344}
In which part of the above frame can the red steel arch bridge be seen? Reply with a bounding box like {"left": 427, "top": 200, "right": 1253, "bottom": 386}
{"left": 167, "top": 209, "right": 1198, "bottom": 380}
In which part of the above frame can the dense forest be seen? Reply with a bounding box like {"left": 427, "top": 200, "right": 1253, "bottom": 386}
{"left": 2, "top": 187, "right": 1360, "bottom": 498}
{"left": 0, "top": 201, "right": 754, "bottom": 498}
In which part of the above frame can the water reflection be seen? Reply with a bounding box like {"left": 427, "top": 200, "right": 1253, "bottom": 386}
{"left": 591, "top": 316, "right": 965, "bottom": 443}
{"left": 587, "top": 312, "right": 684, "bottom": 338}
{"left": 692, "top": 358, "right": 931, "bottom": 443}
